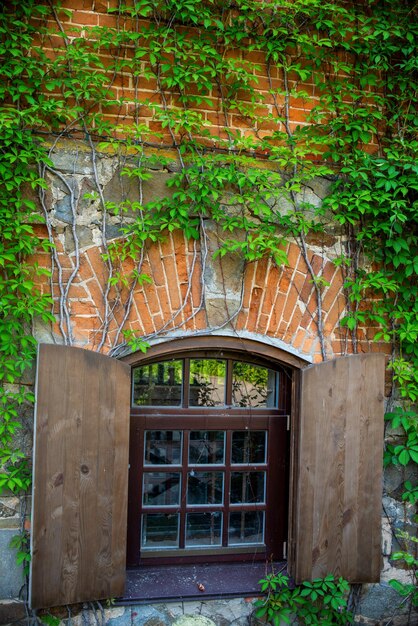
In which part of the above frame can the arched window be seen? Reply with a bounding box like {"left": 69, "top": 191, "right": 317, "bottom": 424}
{"left": 127, "top": 351, "right": 292, "bottom": 566}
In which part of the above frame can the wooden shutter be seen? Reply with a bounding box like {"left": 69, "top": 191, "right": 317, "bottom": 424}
{"left": 30, "top": 345, "right": 131, "bottom": 609}
{"left": 291, "top": 353, "right": 385, "bottom": 583}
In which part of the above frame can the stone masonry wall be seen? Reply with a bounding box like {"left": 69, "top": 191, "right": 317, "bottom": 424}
{"left": 0, "top": 144, "right": 412, "bottom": 626}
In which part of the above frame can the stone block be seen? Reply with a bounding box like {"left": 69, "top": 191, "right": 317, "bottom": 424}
{"left": 132, "top": 605, "right": 170, "bottom": 626}
{"left": 173, "top": 615, "right": 216, "bottom": 626}
{"left": 358, "top": 583, "right": 411, "bottom": 621}
{"left": 106, "top": 607, "right": 132, "bottom": 626}
{"left": 0, "top": 600, "right": 26, "bottom": 625}
{"left": 54, "top": 195, "right": 74, "bottom": 224}
{"left": 0, "top": 529, "right": 25, "bottom": 600}
{"left": 64, "top": 225, "right": 94, "bottom": 252}
{"left": 203, "top": 220, "right": 245, "bottom": 328}
{"left": 51, "top": 151, "right": 94, "bottom": 176}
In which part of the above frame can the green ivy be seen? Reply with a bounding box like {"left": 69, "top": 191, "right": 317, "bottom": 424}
{"left": 0, "top": 0, "right": 417, "bottom": 615}
{"left": 255, "top": 571, "right": 353, "bottom": 625}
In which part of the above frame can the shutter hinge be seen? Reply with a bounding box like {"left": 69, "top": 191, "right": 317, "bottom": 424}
{"left": 283, "top": 541, "right": 287, "bottom": 559}
{"left": 287, "top": 415, "right": 290, "bottom": 431}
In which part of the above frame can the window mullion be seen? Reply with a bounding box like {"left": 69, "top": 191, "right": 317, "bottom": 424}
{"left": 179, "top": 429, "right": 189, "bottom": 549}
{"left": 222, "top": 430, "right": 232, "bottom": 547}
{"left": 226, "top": 360, "right": 232, "bottom": 405}
{"left": 183, "top": 359, "right": 190, "bottom": 408}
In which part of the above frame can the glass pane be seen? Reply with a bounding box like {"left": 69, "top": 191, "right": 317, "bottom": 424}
{"left": 141, "top": 513, "right": 179, "bottom": 548}
{"left": 231, "top": 431, "right": 267, "bottom": 464}
{"left": 230, "top": 471, "right": 266, "bottom": 504}
{"left": 189, "top": 359, "right": 226, "bottom": 406}
{"left": 133, "top": 360, "right": 182, "bottom": 406}
{"left": 187, "top": 471, "right": 224, "bottom": 505}
{"left": 143, "top": 472, "right": 181, "bottom": 506}
{"left": 144, "top": 430, "right": 182, "bottom": 466}
{"left": 229, "top": 511, "right": 265, "bottom": 545}
{"left": 232, "top": 362, "right": 277, "bottom": 408}
{"left": 186, "top": 512, "right": 222, "bottom": 547}
{"left": 189, "top": 431, "right": 225, "bottom": 465}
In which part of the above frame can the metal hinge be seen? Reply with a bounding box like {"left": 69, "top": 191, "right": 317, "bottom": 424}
{"left": 287, "top": 415, "right": 290, "bottom": 431}
{"left": 283, "top": 541, "right": 287, "bottom": 559}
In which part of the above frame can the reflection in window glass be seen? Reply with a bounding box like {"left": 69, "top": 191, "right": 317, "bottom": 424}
{"left": 141, "top": 513, "right": 179, "bottom": 548}
{"left": 186, "top": 512, "right": 222, "bottom": 547}
{"left": 143, "top": 472, "right": 181, "bottom": 506}
{"left": 144, "top": 431, "right": 182, "bottom": 466}
{"left": 231, "top": 431, "right": 267, "bottom": 464}
{"left": 133, "top": 360, "right": 182, "bottom": 406}
{"left": 189, "top": 359, "right": 226, "bottom": 406}
{"left": 189, "top": 431, "right": 225, "bottom": 465}
{"left": 229, "top": 511, "right": 265, "bottom": 545}
{"left": 187, "top": 471, "right": 224, "bottom": 505}
{"left": 230, "top": 471, "right": 266, "bottom": 504}
{"left": 232, "top": 362, "right": 277, "bottom": 407}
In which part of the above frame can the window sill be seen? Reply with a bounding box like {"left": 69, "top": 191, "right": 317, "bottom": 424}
{"left": 119, "top": 561, "right": 287, "bottom": 604}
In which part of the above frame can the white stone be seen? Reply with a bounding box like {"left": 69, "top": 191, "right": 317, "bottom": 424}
{"left": 173, "top": 615, "right": 216, "bottom": 626}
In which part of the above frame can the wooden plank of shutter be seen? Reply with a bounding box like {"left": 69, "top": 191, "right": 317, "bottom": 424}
{"left": 292, "top": 353, "right": 385, "bottom": 583}
{"left": 30, "top": 345, "right": 131, "bottom": 609}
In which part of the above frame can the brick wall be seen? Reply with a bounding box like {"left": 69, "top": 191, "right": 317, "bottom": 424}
{"left": 27, "top": 145, "right": 391, "bottom": 366}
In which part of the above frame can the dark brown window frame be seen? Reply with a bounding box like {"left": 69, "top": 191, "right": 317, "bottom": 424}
{"left": 124, "top": 339, "right": 302, "bottom": 569}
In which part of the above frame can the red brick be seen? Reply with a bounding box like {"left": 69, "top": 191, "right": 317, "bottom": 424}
{"left": 60, "top": 0, "right": 93, "bottom": 8}
{"left": 254, "top": 258, "right": 269, "bottom": 287}
{"left": 261, "top": 265, "right": 280, "bottom": 314}
{"left": 287, "top": 304, "right": 304, "bottom": 338}
{"left": 282, "top": 272, "right": 304, "bottom": 322}
{"left": 69, "top": 301, "right": 98, "bottom": 316}
{"left": 98, "top": 13, "right": 117, "bottom": 27}
{"left": 146, "top": 245, "right": 166, "bottom": 287}
{"left": 292, "top": 328, "right": 306, "bottom": 350}
{"left": 322, "top": 269, "right": 344, "bottom": 311}
{"left": 71, "top": 10, "right": 99, "bottom": 25}
{"left": 278, "top": 267, "right": 292, "bottom": 293}
{"left": 192, "top": 309, "right": 207, "bottom": 331}
{"left": 235, "top": 311, "right": 247, "bottom": 331}
{"left": 241, "top": 263, "right": 256, "bottom": 309}
{"left": 247, "top": 287, "right": 263, "bottom": 331}
{"left": 256, "top": 313, "right": 269, "bottom": 334}
{"left": 286, "top": 243, "right": 300, "bottom": 269}
{"left": 133, "top": 291, "right": 155, "bottom": 334}
{"left": 267, "top": 293, "right": 285, "bottom": 334}
{"left": 299, "top": 274, "right": 314, "bottom": 302}
{"left": 191, "top": 270, "right": 202, "bottom": 309}
{"left": 143, "top": 283, "right": 162, "bottom": 316}
{"left": 86, "top": 247, "right": 108, "bottom": 284}
{"left": 324, "top": 293, "right": 346, "bottom": 330}
{"left": 72, "top": 314, "right": 101, "bottom": 332}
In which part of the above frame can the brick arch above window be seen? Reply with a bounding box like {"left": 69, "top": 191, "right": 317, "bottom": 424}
{"left": 120, "top": 331, "right": 311, "bottom": 370}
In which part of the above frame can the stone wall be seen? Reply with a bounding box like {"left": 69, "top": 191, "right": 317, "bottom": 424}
{"left": 0, "top": 142, "right": 415, "bottom": 626}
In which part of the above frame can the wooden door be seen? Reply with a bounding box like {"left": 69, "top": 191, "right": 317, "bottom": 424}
{"left": 30, "top": 345, "right": 131, "bottom": 609}
{"left": 291, "top": 353, "right": 386, "bottom": 583}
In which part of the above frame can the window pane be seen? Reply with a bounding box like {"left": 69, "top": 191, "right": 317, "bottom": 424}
{"left": 230, "top": 471, "right": 266, "bottom": 504}
{"left": 189, "top": 431, "right": 225, "bottom": 465}
{"left": 232, "top": 362, "right": 277, "bottom": 407}
{"left": 229, "top": 511, "right": 265, "bottom": 545}
{"left": 231, "top": 431, "right": 267, "bottom": 464}
{"left": 186, "top": 512, "right": 222, "bottom": 547}
{"left": 133, "top": 360, "right": 182, "bottom": 406}
{"left": 144, "top": 431, "right": 182, "bottom": 466}
{"left": 189, "top": 359, "right": 226, "bottom": 406}
{"left": 187, "top": 471, "right": 224, "bottom": 505}
{"left": 143, "top": 472, "right": 181, "bottom": 506}
{"left": 141, "top": 513, "right": 179, "bottom": 549}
